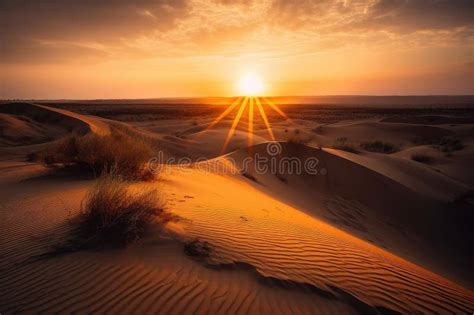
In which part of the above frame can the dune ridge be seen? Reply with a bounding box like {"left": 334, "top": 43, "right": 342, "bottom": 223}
{"left": 0, "top": 103, "right": 110, "bottom": 149}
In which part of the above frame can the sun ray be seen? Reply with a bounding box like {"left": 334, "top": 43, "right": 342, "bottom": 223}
{"left": 262, "top": 97, "right": 289, "bottom": 121}
{"left": 255, "top": 97, "right": 276, "bottom": 141}
{"left": 221, "top": 97, "right": 249, "bottom": 153}
{"left": 194, "top": 97, "right": 243, "bottom": 139}
{"left": 196, "top": 77, "right": 289, "bottom": 152}
{"left": 248, "top": 97, "right": 254, "bottom": 147}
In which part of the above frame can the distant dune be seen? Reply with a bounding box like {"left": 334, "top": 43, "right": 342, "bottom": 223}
{"left": 2, "top": 95, "right": 474, "bottom": 107}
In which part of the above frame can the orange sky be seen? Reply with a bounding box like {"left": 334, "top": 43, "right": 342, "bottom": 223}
{"left": 1, "top": 0, "right": 473, "bottom": 99}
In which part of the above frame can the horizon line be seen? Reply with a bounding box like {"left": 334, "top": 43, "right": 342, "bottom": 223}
{"left": 2, "top": 94, "right": 474, "bottom": 102}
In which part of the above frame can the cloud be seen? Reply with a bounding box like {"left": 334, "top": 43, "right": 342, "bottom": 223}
{"left": 1, "top": 0, "right": 473, "bottom": 65}
{"left": 356, "top": 0, "right": 474, "bottom": 33}
{"left": 265, "top": 0, "right": 474, "bottom": 34}
{"left": 0, "top": 0, "right": 189, "bottom": 62}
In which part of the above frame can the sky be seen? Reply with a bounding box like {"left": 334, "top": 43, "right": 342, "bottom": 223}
{"left": 1, "top": 0, "right": 473, "bottom": 99}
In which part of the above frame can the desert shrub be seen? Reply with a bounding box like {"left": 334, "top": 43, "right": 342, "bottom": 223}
{"left": 436, "top": 138, "right": 464, "bottom": 153}
{"left": 73, "top": 170, "right": 162, "bottom": 248}
{"left": 411, "top": 154, "right": 432, "bottom": 164}
{"left": 332, "top": 137, "right": 359, "bottom": 153}
{"left": 360, "top": 140, "right": 399, "bottom": 154}
{"left": 312, "top": 125, "right": 324, "bottom": 134}
{"left": 286, "top": 129, "right": 312, "bottom": 144}
{"left": 412, "top": 136, "right": 465, "bottom": 153}
{"left": 39, "top": 128, "right": 156, "bottom": 180}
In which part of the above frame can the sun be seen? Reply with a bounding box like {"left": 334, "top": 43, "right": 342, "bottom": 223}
{"left": 238, "top": 73, "right": 264, "bottom": 96}
{"left": 198, "top": 72, "right": 289, "bottom": 153}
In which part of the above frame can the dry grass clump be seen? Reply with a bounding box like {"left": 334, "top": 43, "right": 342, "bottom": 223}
{"left": 74, "top": 170, "right": 162, "bottom": 248}
{"left": 360, "top": 140, "right": 399, "bottom": 154}
{"left": 40, "top": 129, "right": 156, "bottom": 180}
{"left": 411, "top": 153, "right": 433, "bottom": 164}
{"left": 332, "top": 137, "right": 359, "bottom": 153}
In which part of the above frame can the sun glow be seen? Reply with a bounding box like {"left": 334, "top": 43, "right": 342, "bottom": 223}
{"left": 194, "top": 74, "right": 288, "bottom": 153}
{"left": 238, "top": 73, "right": 264, "bottom": 96}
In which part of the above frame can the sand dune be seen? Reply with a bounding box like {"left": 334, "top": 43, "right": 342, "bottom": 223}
{"left": 33, "top": 104, "right": 111, "bottom": 136}
{"left": 0, "top": 113, "right": 59, "bottom": 147}
{"left": 0, "top": 103, "right": 92, "bottom": 138}
{"left": 318, "top": 121, "right": 455, "bottom": 147}
{"left": 207, "top": 143, "right": 473, "bottom": 284}
{"left": 0, "top": 102, "right": 109, "bottom": 152}
{"left": 0, "top": 169, "right": 377, "bottom": 314}
{"left": 381, "top": 115, "right": 474, "bottom": 125}
{"left": 1, "top": 102, "right": 473, "bottom": 313}
{"left": 327, "top": 147, "right": 468, "bottom": 202}
{"left": 1, "top": 155, "right": 473, "bottom": 314}
{"left": 161, "top": 161, "right": 474, "bottom": 313}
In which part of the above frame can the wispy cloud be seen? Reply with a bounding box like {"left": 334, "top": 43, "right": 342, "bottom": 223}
{"left": 1, "top": 0, "right": 473, "bottom": 97}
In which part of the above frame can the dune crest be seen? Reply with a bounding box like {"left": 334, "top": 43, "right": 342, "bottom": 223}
{"left": 0, "top": 103, "right": 110, "bottom": 149}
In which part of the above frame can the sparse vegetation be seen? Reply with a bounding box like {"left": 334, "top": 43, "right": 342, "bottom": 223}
{"left": 286, "top": 128, "right": 312, "bottom": 144}
{"left": 411, "top": 154, "right": 432, "bottom": 164}
{"left": 332, "top": 137, "right": 359, "bottom": 153}
{"left": 72, "top": 170, "right": 163, "bottom": 248}
{"left": 360, "top": 140, "right": 399, "bottom": 154}
{"left": 412, "top": 136, "right": 465, "bottom": 154}
{"left": 38, "top": 128, "right": 156, "bottom": 180}
{"left": 312, "top": 125, "right": 324, "bottom": 134}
